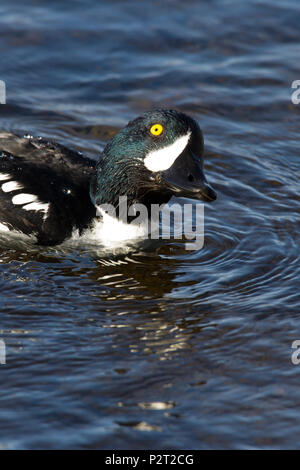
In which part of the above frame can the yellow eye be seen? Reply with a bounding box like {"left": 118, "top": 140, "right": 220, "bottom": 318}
{"left": 150, "top": 123, "right": 163, "bottom": 136}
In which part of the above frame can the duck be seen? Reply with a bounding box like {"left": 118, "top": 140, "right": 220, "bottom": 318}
{"left": 0, "top": 109, "right": 216, "bottom": 246}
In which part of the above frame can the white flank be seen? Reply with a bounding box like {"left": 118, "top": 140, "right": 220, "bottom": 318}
{"left": 144, "top": 131, "right": 191, "bottom": 172}
{"left": 97, "top": 208, "right": 148, "bottom": 241}
{"left": 75, "top": 207, "right": 148, "bottom": 247}
{"left": 0, "top": 173, "right": 11, "bottom": 181}
{"left": 1, "top": 181, "right": 23, "bottom": 193}
{"left": 12, "top": 193, "right": 37, "bottom": 205}
{"left": 0, "top": 222, "right": 9, "bottom": 232}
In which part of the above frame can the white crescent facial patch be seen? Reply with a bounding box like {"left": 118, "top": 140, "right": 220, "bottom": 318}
{"left": 144, "top": 131, "right": 191, "bottom": 172}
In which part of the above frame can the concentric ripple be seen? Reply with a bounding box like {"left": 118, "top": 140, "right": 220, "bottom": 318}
{"left": 0, "top": 0, "right": 299, "bottom": 450}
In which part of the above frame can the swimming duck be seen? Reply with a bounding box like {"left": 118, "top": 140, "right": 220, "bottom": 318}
{"left": 0, "top": 109, "right": 216, "bottom": 246}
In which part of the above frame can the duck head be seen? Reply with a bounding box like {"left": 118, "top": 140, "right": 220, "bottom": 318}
{"left": 90, "top": 109, "right": 216, "bottom": 209}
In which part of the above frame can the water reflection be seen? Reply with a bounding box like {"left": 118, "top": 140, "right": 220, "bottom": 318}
{"left": 0, "top": 0, "right": 300, "bottom": 450}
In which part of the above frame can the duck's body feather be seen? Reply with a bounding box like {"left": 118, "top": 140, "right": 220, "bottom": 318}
{"left": 0, "top": 133, "right": 96, "bottom": 245}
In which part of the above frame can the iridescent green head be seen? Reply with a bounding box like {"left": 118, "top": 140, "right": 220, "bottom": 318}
{"left": 90, "top": 109, "right": 216, "bottom": 208}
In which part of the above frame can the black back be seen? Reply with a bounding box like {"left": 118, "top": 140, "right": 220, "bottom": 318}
{"left": 0, "top": 133, "right": 96, "bottom": 245}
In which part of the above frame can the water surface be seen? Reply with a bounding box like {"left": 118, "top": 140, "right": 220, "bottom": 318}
{"left": 0, "top": 0, "right": 299, "bottom": 449}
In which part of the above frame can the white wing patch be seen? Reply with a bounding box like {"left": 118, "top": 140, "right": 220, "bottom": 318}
{"left": 11, "top": 194, "right": 49, "bottom": 219}
{"left": 0, "top": 174, "right": 49, "bottom": 224}
{"left": 23, "top": 201, "right": 49, "bottom": 216}
{"left": 0, "top": 173, "right": 11, "bottom": 181}
{"left": 0, "top": 176, "right": 49, "bottom": 219}
{"left": 0, "top": 222, "right": 9, "bottom": 232}
{"left": 12, "top": 193, "right": 37, "bottom": 205}
{"left": 144, "top": 131, "right": 191, "bottom": 172}
{"left": 1, "top": 181, "right": 23, "bottom": 193}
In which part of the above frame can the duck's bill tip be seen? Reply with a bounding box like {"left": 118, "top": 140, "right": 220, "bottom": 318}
{"left": 161, "top": 177, "right": 217, "bottom": 202}
{"left": 189, "top": 185, "right": 217, "bottom": 202}
{"left": 159, "top": 146, "right": 217, "bottom": 203}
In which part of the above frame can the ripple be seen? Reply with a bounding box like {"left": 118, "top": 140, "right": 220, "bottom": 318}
{"left": 0, "top": 0, "right": 300, "bottom": 451}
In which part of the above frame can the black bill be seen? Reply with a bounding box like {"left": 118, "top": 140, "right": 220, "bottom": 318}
{"left": 160, "top": 146, "right": 217, "bottom": 202}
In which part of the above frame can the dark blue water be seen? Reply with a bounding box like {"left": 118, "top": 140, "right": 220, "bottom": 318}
{"left": 0, "top": 0, "right": 300, "bottom": 449}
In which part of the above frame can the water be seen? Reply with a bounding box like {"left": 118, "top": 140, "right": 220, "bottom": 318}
{"left": 0, "top": 0, "right": 299, "bottom": 449}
